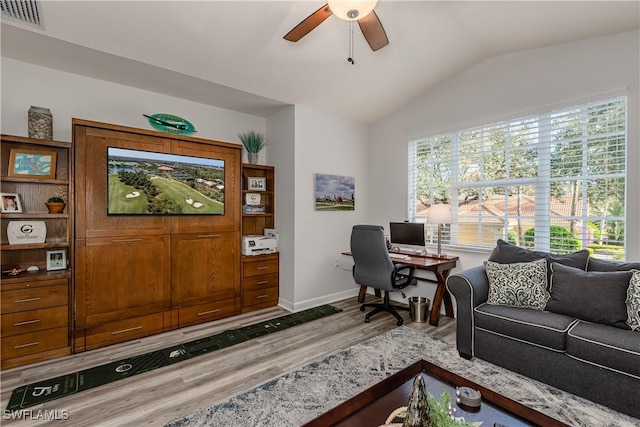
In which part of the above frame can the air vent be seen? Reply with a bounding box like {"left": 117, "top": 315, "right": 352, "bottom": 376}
{"left": 1, "top": 0, "right": 43, "bottom": 28}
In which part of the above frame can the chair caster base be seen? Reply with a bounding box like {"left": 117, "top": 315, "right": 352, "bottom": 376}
{"left": 364, "top": 317, "right": 371, "bottom": 323}
{"left": 396, "top": 320, "right": 403, "bottom": 326}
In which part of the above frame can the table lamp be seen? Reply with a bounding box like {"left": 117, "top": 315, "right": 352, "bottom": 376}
{"left": 427, "top": 204, "right": 451, "bottom": 257}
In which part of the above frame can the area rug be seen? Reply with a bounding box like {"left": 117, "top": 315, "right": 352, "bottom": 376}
{"left": 6, "top": 304, "right": 342, "bottom": 411}
{"left": 167, "top": 326, "right": 638, "bottom": 427}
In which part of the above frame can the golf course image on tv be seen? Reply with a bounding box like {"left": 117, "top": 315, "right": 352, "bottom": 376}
{"left": 107, "top": 147, "right": 225, "bottom": 215}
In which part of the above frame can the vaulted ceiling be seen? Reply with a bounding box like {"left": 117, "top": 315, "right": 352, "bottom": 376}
{"left": 2, "top": 1, "right": 638, "bottom": 124}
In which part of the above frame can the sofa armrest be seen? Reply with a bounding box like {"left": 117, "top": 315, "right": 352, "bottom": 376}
{"left": 446, "top": 266, "right": 490, "bottom": 359}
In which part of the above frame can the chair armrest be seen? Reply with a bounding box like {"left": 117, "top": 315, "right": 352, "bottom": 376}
{"left": 446, "top": 265, "right": 490, "bottom": 359}
{"left": 392, "top": 264, "right": 416, "bottom": 288}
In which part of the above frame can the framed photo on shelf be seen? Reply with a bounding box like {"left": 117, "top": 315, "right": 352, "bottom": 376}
{"left": 8, "top": 148, "right": 57, "bottom": 179}
{"left": 247, "top": 177, "right": 266, "bottom": 191}
{"left": 0, "top": 193, "right": 23, "bottom": 213}
{"left": 46, "top": 250, "right": 66, "bottom": 271}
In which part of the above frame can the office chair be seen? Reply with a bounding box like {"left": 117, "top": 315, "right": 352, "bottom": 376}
{"left": 350, "top": 225, "right": 417, "bottom": 326}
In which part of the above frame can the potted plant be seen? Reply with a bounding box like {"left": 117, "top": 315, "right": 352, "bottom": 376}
{"left": 238, "top": 130, "right": 266, "bottom": 164}
{"left": 46, "top": 196, "right": 66, "bottom": 214}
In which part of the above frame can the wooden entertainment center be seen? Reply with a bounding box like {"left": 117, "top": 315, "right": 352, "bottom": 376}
{"left": 1, "top": 120, "right": 278, "bottom": 367}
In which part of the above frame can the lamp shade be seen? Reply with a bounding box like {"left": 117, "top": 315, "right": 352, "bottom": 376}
{"left": 427, "top": 204, "right": 451, "bottom": 224}
{"left": 327, "top": 0, "right": 378, "bottom": 21}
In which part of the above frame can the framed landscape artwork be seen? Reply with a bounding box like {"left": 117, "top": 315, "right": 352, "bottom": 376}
{"left": 315, "top": 173, "right": 355, "bottom": 211}
{"left": 8, "top": 149, "right": 57, "bottom": 179}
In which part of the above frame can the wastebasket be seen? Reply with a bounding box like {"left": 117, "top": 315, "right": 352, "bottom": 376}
{"left": 409, "top": 296, "right": 430, "bottom": 323}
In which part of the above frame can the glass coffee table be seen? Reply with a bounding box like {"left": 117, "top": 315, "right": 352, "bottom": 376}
{"left": 303, "top": 359, "right": 569, "bottom": 427}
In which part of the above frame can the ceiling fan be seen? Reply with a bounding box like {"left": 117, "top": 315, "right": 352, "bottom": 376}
{"left": 283, "top": 0, "right": 389, "bottom": 52}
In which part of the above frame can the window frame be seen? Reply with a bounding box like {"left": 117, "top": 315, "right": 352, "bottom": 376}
{"left": 408, "top": 95, "right": 628, "bottom": 257}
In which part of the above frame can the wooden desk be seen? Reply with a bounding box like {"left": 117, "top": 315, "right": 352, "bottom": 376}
{"left": 342, "top": 252, "right": 458, "bottom": 326}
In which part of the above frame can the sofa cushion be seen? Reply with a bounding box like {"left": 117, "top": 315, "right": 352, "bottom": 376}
{"left": 567, "top": 320, "right": 640, "bottom": 378}
{"left": 586, "top": 258, "right": 640, "bottom": 272}
{"left": 488, "top": 239, "right": 590, "bottom": 284}
{"left": 474, "top": 303, "right": 576, "bottom": 351}
{"left": 546, "top": 263, "right": 632, "bottom": 329}
{"left": 484, "top": 259, "right": 549, "bottom": 310}
{"left": 626, "top": 270, "right": 640, "bottom": 331}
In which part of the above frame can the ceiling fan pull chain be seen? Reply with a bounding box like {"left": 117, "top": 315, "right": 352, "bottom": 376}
{"left": 348, "top": 21, "right": 355, "bottom": 65}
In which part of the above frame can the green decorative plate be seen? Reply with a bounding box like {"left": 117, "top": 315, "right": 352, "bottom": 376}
{"left": 144, "top": 113, "right": 196, "bottom": 135}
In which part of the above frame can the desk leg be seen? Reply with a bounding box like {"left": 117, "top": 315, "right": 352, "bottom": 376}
{"left": 429, "top": 270, "right": 454, "bottom": 326}
{"left": 357, "top": 285, "right": 382, "bottom": 303}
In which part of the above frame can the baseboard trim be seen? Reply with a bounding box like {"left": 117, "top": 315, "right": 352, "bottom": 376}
{"left": 278, "top": 288, "right": 360, "bottom": 312}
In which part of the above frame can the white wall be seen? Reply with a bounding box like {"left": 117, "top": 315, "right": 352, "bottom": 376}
{"left": 369, "top": 30, "right": 640, "bottom": 305}
{"left": 278, "top": 105, "right": 370, "bottom": 310}
{"left": 0, "top": 58, "right": 266, "bottom": 159}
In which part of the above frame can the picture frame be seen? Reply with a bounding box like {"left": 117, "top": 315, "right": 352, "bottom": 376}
{"left": 46, "top": 250, "right": 66, "bottom": 271}
{"left": 247, "top": 177, "right": 266, "bottom": 191}
{"left": 8, "top": 149, "right": 57, "bottom": 179}
{"left": 315, "top": 173, "right": 355, "bottom": 211}
{"left": 0, "top": 193, "right": 23, "bottom": 213}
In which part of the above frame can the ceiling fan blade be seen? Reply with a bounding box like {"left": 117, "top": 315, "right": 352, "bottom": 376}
{"left": 358, "top": 10, "right": 389, "bottom": 51}
{"left": 284, "top": 3, "right": 332, "bottom": 42}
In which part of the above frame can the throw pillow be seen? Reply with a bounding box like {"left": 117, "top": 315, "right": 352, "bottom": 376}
{"left": 484, "top": 258, "right": 549, "bottom": 310}
{"left": 626, "top": 270, "right": 640, "bottom": 331}
{"left": 546, "top": 263, "right": 632, "bottom": 329}
{"left": 587, "top": 258, "right": 640, "bottom": 272}
{"left": 488, "top": 239, "right": 590, "bottom": 285}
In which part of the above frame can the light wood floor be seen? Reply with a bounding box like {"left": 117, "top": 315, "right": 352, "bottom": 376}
{"left": 0, "top": 297, "right": 456, "bottom": 426}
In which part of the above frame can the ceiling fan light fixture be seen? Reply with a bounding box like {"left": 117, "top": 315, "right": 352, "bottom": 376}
{"left": 328, "top": 0, "right": 378, "bottom": 22}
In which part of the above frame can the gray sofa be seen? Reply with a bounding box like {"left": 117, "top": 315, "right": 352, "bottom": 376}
{"left": 446, "top": 240, "right": 640, "bottom": 419}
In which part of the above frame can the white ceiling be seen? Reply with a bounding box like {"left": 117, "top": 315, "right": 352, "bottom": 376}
{"left": 2, "top": 1, "right": 639, "bottom": 124}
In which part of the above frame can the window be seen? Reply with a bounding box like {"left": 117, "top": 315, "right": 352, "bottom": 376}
{"left": 409, "top": 96, "right": 627, "bottom": 259}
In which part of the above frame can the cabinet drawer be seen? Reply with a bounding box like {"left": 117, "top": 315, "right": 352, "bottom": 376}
{"left": 243, "top": 259, "right": 279, "bottom": 277}
{"left": 1, "top": 285, "right": 68, "bottom": 313}
{"left": 1, "top": 327, "right": 68, "bottom": 360}
{"left": 178, "top": 299, "right": 237, "bottom": 328}
{"left": 243, "top": 273, "right": 279, "bottom": 291}
{"left": 243, "top": 287, "right": 278, "bottom": 307}
{"left": 2, "top": 306, "right": 68, "bottom": 337}
{"left": 85, "top": 313, "right": 164, "bottom": 349}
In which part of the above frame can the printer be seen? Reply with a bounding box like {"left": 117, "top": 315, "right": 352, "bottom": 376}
{"left": 242, "top": 234, "right": 278, "bottom": 256}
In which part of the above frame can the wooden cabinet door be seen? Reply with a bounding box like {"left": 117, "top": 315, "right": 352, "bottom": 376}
{"left": 171, "top": 231, "right": 240, "bottom": 307}
{"left": 76, "top": 235, "right": 171, "bottom": 327}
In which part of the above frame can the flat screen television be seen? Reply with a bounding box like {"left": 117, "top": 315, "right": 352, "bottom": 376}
{"left": 107, "top": 147, "right": 225, "bottom": 215}
{"left": 389, "top": 222, "right": 425, "bottom": 247}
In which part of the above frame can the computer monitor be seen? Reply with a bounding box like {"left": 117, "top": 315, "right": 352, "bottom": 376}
{"left": 389, "top": 222, "right": 425, "bottom": 247}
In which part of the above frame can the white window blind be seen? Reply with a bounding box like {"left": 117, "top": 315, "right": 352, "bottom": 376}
{"left": 408, "top": 96, "right": 627, "bottom": 258}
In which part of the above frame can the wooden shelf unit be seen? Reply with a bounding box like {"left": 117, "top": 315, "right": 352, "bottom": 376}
{"left": 240, "top": 163, "right": 278, "bottom": 312}
{"left": 0, "top": 134, "right": 73, "bottom": 369}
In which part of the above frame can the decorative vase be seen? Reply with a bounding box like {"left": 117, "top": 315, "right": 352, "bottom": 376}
{"left": 247, "top": 153, "right": 259, "bottom": 164}
{"left": 28, "top": 106, "right": 53, "bottom": 140}
{"left": 46, "top": 202, "right": 66, "bottom": 214}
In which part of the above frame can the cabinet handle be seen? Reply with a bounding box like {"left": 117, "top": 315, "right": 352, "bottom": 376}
{"left": 14, "top": 297, "right": 41, "bottom": 304}
{"left": 111, "top": 326, "right": 142, "bottom": 335}
{"left": 257, "top": 266, "right": 269, "bottom": 270}
{"left": 256, "top": 280, "right": 269, "bottom": 285}
{"left": 198, "top": 234, "right": 221, "bottom": 238}
{"left": 14, "top": 319, "right": 41, "bottom": 326}
{"left": 256, "top": 294, "right": 269, "bottom": 299}
{"left": 15, "top": 341, "right": 40, "bottom": 349}
{"left": 198, "top": 308, "right": 221, "bottom": 316}
{"left": 111, "top": 239, "right": 143, "bottom": 243}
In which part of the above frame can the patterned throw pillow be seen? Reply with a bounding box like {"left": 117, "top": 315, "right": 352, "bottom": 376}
{"left": 484, "top": 258, "right": 549, "bottom": 310}
{"left": 627, "top": 270, "right": 640, "bottom": 331}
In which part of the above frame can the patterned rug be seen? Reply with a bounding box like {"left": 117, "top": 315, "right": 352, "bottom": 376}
{"left": 167, "top": 326, "right": 638, "bottom": 427}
